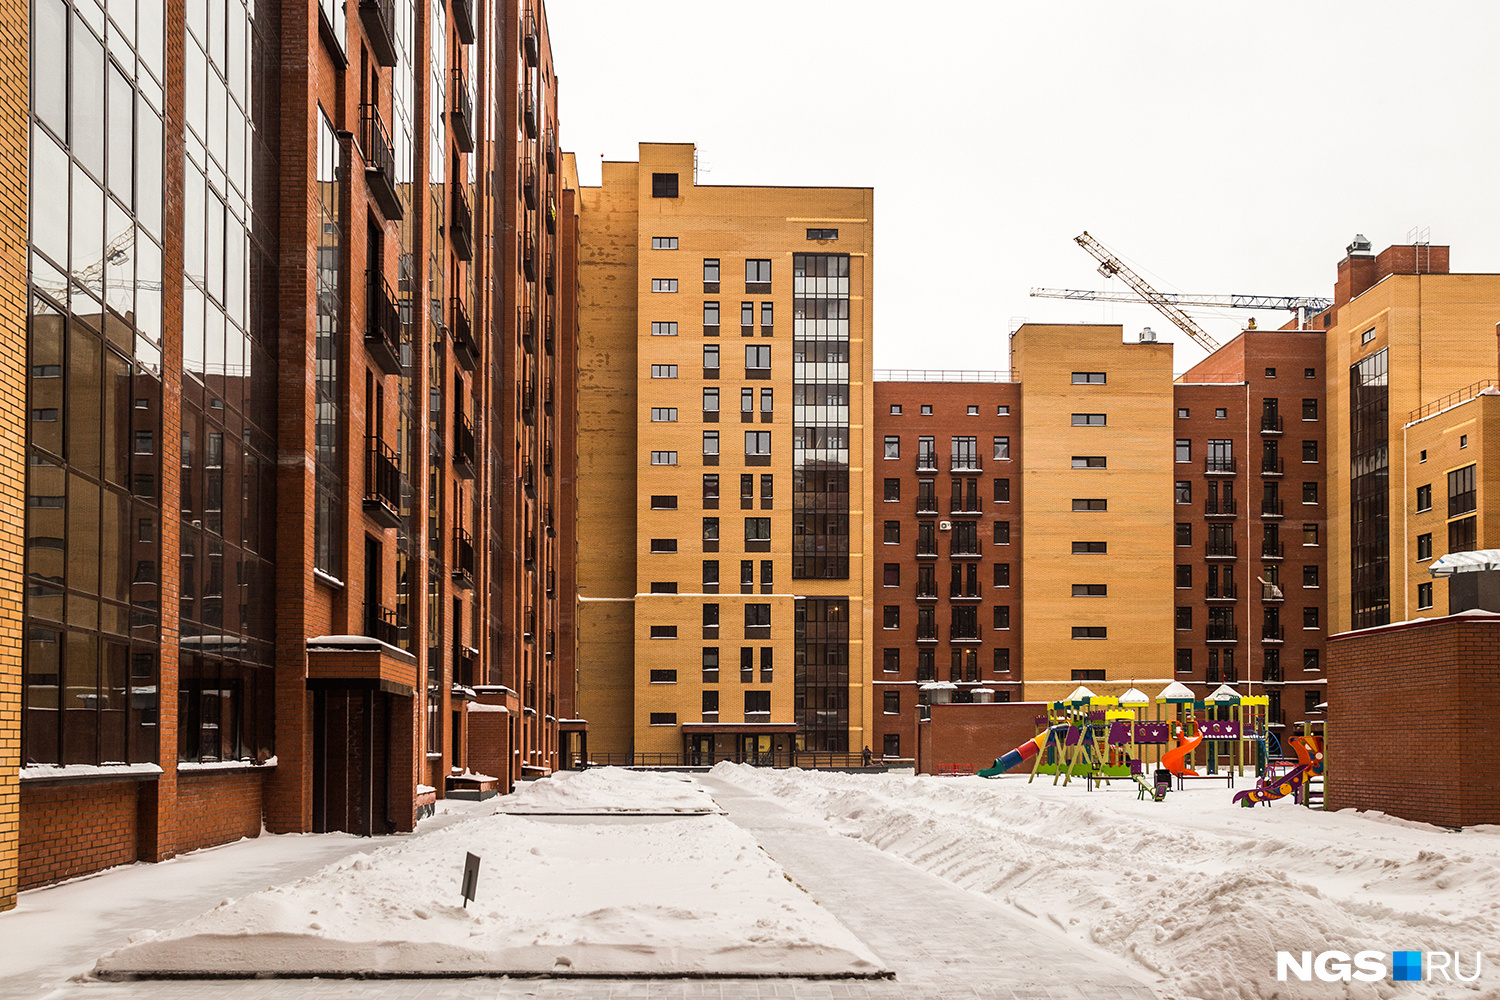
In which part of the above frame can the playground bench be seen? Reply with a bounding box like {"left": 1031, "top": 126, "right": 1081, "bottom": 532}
{"left": 1177, "top": 773, "right": 1234, "bottom": 790}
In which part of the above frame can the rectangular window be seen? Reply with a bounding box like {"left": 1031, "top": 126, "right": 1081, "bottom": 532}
{"left": 883, "top": 605, "right": 899, "bottom": 629}
{"left": 650, "top": 408, "right": 678, "bottom": 422}
{"left": 1175, "top": 481, "right": 1192, "bottom": 504}
{"left": 951, "top": 437, "right": 979, "bottom": 470}
{"left": 807, "top": 228, "right": 839, "bottom": 240}
{"left": 1177, "top": 408, "right": 1189, "bottom": 419}
{"left": 761, "top": 302, "right": 773, "bottom": 328}
{"left": 703, "top": 517, "right": 719, "bottom": 543}
{"left": 1073, "top": 584, "right": 1107, "bottom": 597}
{"left": 703, "top": 258, "right": 720, "bottom": 284}
{"left": 883, "top": 647, "right": 900, "bottom": 673}
{"left": 745, "top": 431, "right": 771, "bottom": 457}
{"left": 651, "top": 236, "right": 678, "bottom": 250}
{"left": 1072, "top": 456, "right": 1106, "bottom": 469}
{"left": 993, "top": 436, "right": 1010, "bottom": 460}
{"left": 1303, "top": 607, "right": 1320, "bottom": 629}
{"left": 703, "top": 345, "right": 720, "bottom": 370}
{"left": 650, "top": 495, "right": 678, "bottom": 509}
{"left": 741, "top": 301, "right": 754, "bottom": 327}
{"left": 651, "top": 173, "right": 679, "bottom": 198}
{"left": 883, "top": 436, "right": 900, "bottom": 459}
{"left": 649, "top": 538, "right": 677, "bottom": 553}
{"left": 1176, "top": 565, "right": 1192, "bottom": 588}
{"left": 1416, "top": 483, "right": 1432, "bottom": 511}
{"left": 1175, "top": 606, "right": 1192, "bottom": 630}
{"left": 1417, "top": 532, "right": 1433, "bottom": 561}
{"left": 703, "top": 387, "right": 720, "bottom": 413}
{"left": 650, "top": 451, "right": 678, "bottom": 465}
{"left": 1175, "top": 439, "right": 1191, "bottom": 463}
{"left": 1304, "top": 565, "right": 1320, "bottom": 587}
{"left": 884, "top": 478, "right": 900, "bottom": 502}
{"left": 745, "top": 259, "right": 772, "bottom": 285}
{"left": 994, "top": 521, "right": 1010, "bottom": 544}
{"left": 883, "top": 690, "right": 900, "bottom": 714}
{"left": 1071, "top": 372, "right": 1106, "bottom": 384}
{"left": 1176, "top": 649, "right": 1192, "bottom": 674}
{"left": 649, "top": 625, "right": 678, "bottom": 639}
{"left": 1175, "top": 523, "right": 1192, "bottom": 546}
{"left": 1072, "top": 413, "right": 1106, "bottom": 426}
{"left": 1418, "top": 582, "right": 1433, "bottom": 609}
{"left": 702, "top": 690, "right": 719, "bottom": 720}
{"left": 1302, "top": 440, "right": 1318, "bottom": 463}
{"left": 890, "top": 404, "right": 903, "bottom": 415}
{"left": 703, "top": 561, "right": 719, "bottom": 586}
{"left": 650, "top": 669, "right": 678, "bottom": 682}
{"left": 649, "top": 713, "right": 677, "bottom": 726}
{"left": 651, "top": 365, "right": 678, "bottom": 379}
{"left": 994, "top": 562, "right": 1010, "bottom": 587}
{"left": 994, "top": 648, "right": 1011, "bottom": 672}
{"left": 703, "top": 474, "right": 720, "bottom": 504}
{"left": 993, "top": 606, "right": 1011, "bottom": 629}
{"left": 1303, "top": 523, "right": 1319, "bottom": 546}
{"left": 745, "top": 603, "right": 771, "bottom": 627}
{"left": 917, "top": 437, "right": 936, "bottom": 470}
{"left": 651, "top": 278, "right": 678, "bottom": 293}
{"left": 703, "top": 301, "right": 720, "bottom": 327}
{"left": 1448, "top": 464, "right": 1477, "bottom": 517}
{"left": 883, "top": 563, "right": 900, "bottom": 587}
{"left": 649, "top": 582, "right": 677, "bottom": 594}
{"left": 650, "top": 321, "right": 679, "bottom": 336}
{"left": 745, "top": 690, "right": 771, "bottom": 717}
{"left": 702, "top": 647, "right": 719, "bottom": 682}
{"left": 1072, "top": 498, "right": 1107, "bottom": 511}
{"left": 1450, "top": 515, "right": 1477, "bottom": 553}
{"left": 1072, "top": 627, "right": 1107, "bottom": 640}
{"left": 1361, "top": 328, "right": 1375, "bottom": 345}
{"left": 994, "top": 478, "right": 1010, "bottom": 502}
{"left": 997, "top": 405, "right": 1010, "bottom": 416}
{"left": 745, "top": 345, "right": 770, "bottom": 372}
{"left": 1072, "top": 541, "right": 1106, "bottom": 554}
{"left": 1302, "top": 398, "right": 1318, "bottom": 420}
{"left": 883, "top": 520, "right": 900, "bottom": 544}
{"left": 1303, "top": 649, "right": 1320, "bottom": 672}
{"left": 1303, "top": 482, "right": 1318, "bottom": 504}
{"left": 703, "top": 431, "right": 719, "bottom": 456}
{"left": 745, "top": 517, "right": 771, "bottom": 542}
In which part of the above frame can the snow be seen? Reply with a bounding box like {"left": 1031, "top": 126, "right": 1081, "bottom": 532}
{"left": 177, "top": 757, "right": 277, "bottom": 772}
{"left": 466, "top": 702, "right": 509, "bottom": 713}
{"left": 493, "top": 766, "right": 720, "bottom": 815}
{"left": 95, "top": 770, "right": 882, "bottom": 977}
{"left": 711, "top": 763, "right": 1500, "bottom": 1000}
{"left": 449, "top": 768, "right": 498, "bottom": 782}
{"left": 1156, "top": 680, "right": 1196, "bottom": 702}
{"left": 20, "top": 762, "right": 163, "bottom": 781}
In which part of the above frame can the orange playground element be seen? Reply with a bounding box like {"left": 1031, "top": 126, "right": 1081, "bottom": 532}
{"left": 1160, "top": 723, "right": 1204, "bottom": 777}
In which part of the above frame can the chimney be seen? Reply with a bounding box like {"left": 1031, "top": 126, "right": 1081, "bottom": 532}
{"left": 1334, "top": 234, "right": 1377, "bottom": 309}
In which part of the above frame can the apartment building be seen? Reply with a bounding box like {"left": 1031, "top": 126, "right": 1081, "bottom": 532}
{"left": 575, "top": 143, "right": 875, "bottom": 763}
{"left": 869, "top": 379, "right": 1022, "bottom": 761}
{"left": 2, "top": 0, "right": 578, "bottom": 906}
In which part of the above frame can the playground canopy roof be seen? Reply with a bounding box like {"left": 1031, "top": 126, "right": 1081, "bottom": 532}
{"left": 1065, "top": 685, "right": 1096, "bottom": 703}
{"left": 1205, "top": 684, "right": 1240, "bottom": 704}
{"left": 1156, "top": 681, "right": 1196, "bottom": 703}
{"left": 1429, "top": 549, "right": 1500, "bottom": 576}
{"left": 1118, "top": 687, "right": 1150, "bottom": 705}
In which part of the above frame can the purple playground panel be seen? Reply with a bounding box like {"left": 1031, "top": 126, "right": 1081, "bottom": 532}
{"left": 1108, "top": 721, "right": 1133, "bottom": 746}
{"left": 1134, "top": 721, "right": 1170, "bottom": 744}
{"left": 1199, "top": 720, "right": 1240, "bottom": 739}
{"left": 1064, "top": 726, "right": 1082, "bottom": 746}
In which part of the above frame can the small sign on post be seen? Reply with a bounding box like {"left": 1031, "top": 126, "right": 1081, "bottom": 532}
{"left": 461, "top": 852, "right": 481, "bottom": 908}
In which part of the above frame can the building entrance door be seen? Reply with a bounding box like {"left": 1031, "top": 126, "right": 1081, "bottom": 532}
{"left": 739, "top": 734, "right": 772, "bottom": 765}
{"left": 689, "top": 735, "right": 714, "bottom": 765}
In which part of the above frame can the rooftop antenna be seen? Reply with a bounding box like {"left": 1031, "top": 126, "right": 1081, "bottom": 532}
{"left": 1407, "top": 225, "right": 1432, "bottom": 273}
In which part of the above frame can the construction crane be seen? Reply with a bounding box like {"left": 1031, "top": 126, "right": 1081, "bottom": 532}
{"left": 1029, "top": 287, "right": 1332, "bottom": 317}
{"left": 1067, "top": 231, "right": 1224, "bottom": 354}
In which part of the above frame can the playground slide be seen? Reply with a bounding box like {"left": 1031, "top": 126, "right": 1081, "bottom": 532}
{"left": 1160, "top": 728, "right": 1204, "bottom": 776}
{"left": 1233, "top": 761, "right": 1317, "bottom": 806}
{"left": 978, "top": 724, "right": 1069, "bottom": 778}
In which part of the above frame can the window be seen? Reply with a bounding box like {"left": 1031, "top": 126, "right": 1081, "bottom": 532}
{"left": 1072, "top": 372, "right": 1106, "bottom": 384}
{"left": 702, "top": 388, "right": 720, "bottom": 415}
{"left": 650, "top": 451, "right": 678, "bottom": 465}
{"left": 1303, "top": 607, "right": 1320, "bottom": 629}
{"left": 703, "top": 561, "right": 719, "bottom": 587}
{"left": 649, "top": 713, "right": 677, "bottom": 726}
{"left": 703, "top": 517, "right": 719, "bottom": 544}
{"left": 1072, "top": 456, "right": 1106, "bottom": 469}
{"left": 1420, "top": 449, "right": 1428, "bottom": 463}
{"left": 1303, "top": 482, "right": 1318, "bottom": 504}
{"left": 883, "top": 648, "right": 901, "bottom": 673}
{"left": 745, "top": 518, "right": 771, "bottom": 543}
{"left": 1175, "top": 523, "right": 1192, "bottom": 546}
{"left": 745, "top": 604, "right": 771, "bottom": 627}
{"left": 702, "top": 647, "right": 719, "bottom": 682}
{"left": 1303, "top": 523, "right": 1318, "bottom": 546}
{"left": 745, "top": 431, "right": 771, "bottom": 457}
{"left": 1305, "top": 691, "right": 1323, "bottom": 715}
{"left": 649, "top": 625, "right": 678, "bottom": 639}
{"left": 651, "top": 408, "right": 678, "bottom": 422}
{"left": 1302, "top": 440, "right": 1318, "bottom": 463}
{"left": 704, "top": 345, "right": 720, "bottom": 371}
{"left": 1302, "top": 398, "right": 1318, "bottom": 420}
{"left": 1416, "top": 484, "right": 1432, "bottom": 512}
{"left": 1175, "top": 607, "right": 1192, "bottom": 630}
{"left": 884, "top": 521, "right": 900, "bottom": 543}
{"left": 703, "top": 301, "right": 720, "bottom": 327}
{"left": 1361, "top": 328, "right": 1375, "bottom": 345}
{"left": 1175, "top": 481, "right": 1192, "bottom": 504}
{"left": 1417, "top": 532, "right": 1433, "bottom": 561}
{"left": 993, "top": 606, "right": 1011, "bottom": 629}
{"left": 650, "top": 538, "right": 677, "bottom": 553}
{"left": 883, "top": 690, "right": 900, "bottom": 714}
{"left": 1073, "top": 584, "right": 1107, "bottom": 597}
{"left": 702, "top": 690, "right": 719, "bottom": 720}
{"left": 806, "top": 228, "right": 839, "bottom": 240}
{"left": 994, "top": 478, "right": 1010, "bottom": 502}
{"left": 651, "top": 173, "right": 679, "bottom": 198}
{"left": 1073, "top": 541, "right": 1107, "bottom": 554}
{"left": 650, "top": 582, "right": 677, "bottom": 594}
{"left": 651, "top": 365, "right": 678, "bottom": 379}
{"left": 1265, "top": 368, "right": 1277, "bottom": 378}
{"left": 883, "top": 563, "right": 900, "bottom": 587}
{"left": 761, "top": 475, "right": 774, "bottom": 509}
{"left": 740, "top": 301, "right": 753, "bottom": 328}
{"left": 703, "top": 259, "right": 720, "bottom": 284}
{"left": 740, "top": 559, "right": 755, "bottom": 588}
{"left": 952, "top": 436, "right": 979, "bottom": 469}
{"left": 651, "top": 495, "right": 678, "bottom": 509}
{"left": 650, "top": 669, "right": 678, "bottom": 682}
{"left": 745, "top": 259, "right": 772, "bottom": 287}
{"left": 994, "top": 521, "right": 1010, "bottom": 544}
{"left": 917, "top": 521, "right": 937, "bottom": 555}
{"left": 1304, "top": 649, "right": 1320, "bottom": 672}
{"left": 997, "top": 405, "right": 1010, "bottom": 416}
{"left": 740, "top": 647, "right": 754, "bottom": 682}
{"left": 650, "top": 278, "right": 678, "bottom": 293}
{"left": 651, "top": 236, "right": 678, "bottom": 250}
{"left": 745, "top": 345, "right": 770, "bottom": 372}
{"left": 1072, "top": 627, "right": 1107, "bottom": 640}
{"left": 920, "top": 404, "right": 933, "bottom": 415}
{"left": 883, "top": 733, "right": 902, "bottom": 757}
{"left": 703, "top": 604, "right": 721, "bottom": 630}
{"left": 917, "top": 436, "right": 936, "bottom": 469}
{"left": 890, "top": 404, "right": 903, "bottom": 415}
{"left": 994, "top": 563, "right": 1010, "bottom": 587}
{"left": 1448, "top": 464, "right": 1477, "bottom": 517}
{"left": 702, "top": 431, "right": 720, "bottom": 456}
{"left": 1418, "top": 582, "right": 1433, "bottom": 609}
{"left": 1461, "top": 434, "right": 1469, "bottom": 449}
{"left": 883, "top": 606, "right": 900, "bottom": 629}
{"left": 1072, "top": 498, "right": 1107, "bottom": 511}
{"left": 968, "top": 405, "right": 979, "bottom": 416}
{"left": 741, "top": 387, "right": 755, "bottom": 415}
{"left": 1175, "top": 439, "right": 1191, "bottom": 463}
{"left": 1176, "top": 649, "right": 1192, "bottom": 674}
{"left": 1215, "top": 408, "right": 1227, "bottom": 419}
{"left": 1177, "top": 408, "right": 1189, "bottom": 419}
{"left": 884, "top": 436, "right": 900, "bottom": 459}
{"left": 1072, "top": 413, "right": 1106, "bottom": 426}
{"left": 1450, "top": 515, "right": 1477, "bottom": 553}
{"left": 1207, "top": 439, "right": 1233, "bottom": 472}
{"left": 1175, "top": 565, "right": 1192, "bottom": 588}
{"left": 884, "top": 478, "right": 900, "bottom": 502}
{"left": 703, "top": 475, "right": 720, "bottom": 505}
{"left": 651, "top": 321, "right": 679, "bottom": 337}
{"left": 993, "top": 436, "right": 1010, "bottom": 460}
{"left": 760, "top": 303, "right": 773, "bottom": 328}
{"left": 1303, "top": 565, "right": 1320, "bottom": 587}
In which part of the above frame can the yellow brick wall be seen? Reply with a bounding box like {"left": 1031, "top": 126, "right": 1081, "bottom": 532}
{"left": 0, "top": 0, "right": 29, "bottom": 912}
{"left": 1011, "top": 325, "right": 1175, "bottom": 699}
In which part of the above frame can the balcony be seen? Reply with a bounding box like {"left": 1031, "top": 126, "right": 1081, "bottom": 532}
{"left": 452, "top": 527, "right": 475, "bottom": 591}
{"left": 948, "top": 589, "right": 981, "bottom": 602}
{"left": 949, "top": 542, "right": 983, "bottom": 559}
{"left": 520, "top": 307, "right": 538, "bottom": 353}
{"left": 1206, "top": 623, "right": 1239, "bottom": 644}
{"left": 522, "top": 458, "right": 536, "bottom": 497}
{"left": 1262, "top": 662, "right": 1284, "bottom": 684}
{"left": 359, "top": 104, "right": 402, "bottom": 220}
{"left": 1261, "top": 582, "right": 1284, "bottom": 603}
{"left": 1204, "top": 496, "right": 1237, "bottom": 517}
{"left": 544, "top": 375, "right": 554, "bottom": 413}
{"left": 545, "top": 252, "right": 556, "bottom": 293}
{"left": 1204, "top": 457, "right": 1237, "bottom": 475}
{"left": 454, "top": 644, "right": 477, "bottom": 689}
{"left": 1205, "top": 541, "right": 1238, "bottom": 560}
{"left": 522, "top": 232, "right": 537, "bottom": 281}
{"left": 1206, "top": 664, "right": 1240, "bottom": 684}
{"left": 522, "top": 8, "right": 539, "bottom": 65}
{"left": 451, "top": 68, "right": 474, "bottom": 153}
{"left": 363, "top": 437, "right": 402, "bottom": 528}
{"left": 546, "top": 197, "right": 557, "bottom": 235}
{"left": 524, "top": 531, "right": 537, "bottom": 569}
{"left": 949, "top": 494, "right": 982, "bottom": 515}
{"left": 916, "top": 627, "right": 938, "bottom": 644}
{"left": 544, "top": 315, "right": 555, "bottom": 355}
{"left": 916, "top": 455, "right": 938, "bottom": 474}
{"left": 543, "top": 442, "right": 554, "bottom": 474}
{"left": 365, "top": 270, "right": 404, "bottom": 376}
{"left": 523, "top": 157, "right": 538, "bottom": 209}
{"left": 915, "top": 586, "right": 938, "bottom": 601}
{"left": 452, "top": 0, "right": 475, "bottom": 44}
{"left": 450, "top": 296, "right": 476, "bottom": 372}
{"left": 950, "top": 459, "right": 982, "bottom": 474}
{"left": 544, "top": 500, "right": 555, "bottom": 535}
{"left": 358, "top": 0, "right": 398, "bottom": 66}
{"left": 1261, "top": 497, "right": 1284, "bottom": 518}
{"left": 1261, "top": 457, "right": 1284, "bottom": 476}
{"left": 916, "top": 546, "right": 939, "bottom": 560}
{"left": 451, "top": 185, "right": 473, "bottom": 261}
{"left": 1262, "top": 624, "right": 1285, "bottom": 644}
{"left": 365, "top": 603, "right": 405, "bottom": 648}
{"left": 1262, "top": 541, "right": 1285, "bottom": 560}
{"left": 453, "top": 411, "right": 477, "bottom": 479}
{"left": 523, "top": 87, "right": 539, "bottom": 138}
{"left": 1205, "top": 580, "right": 1238, "bottom": 602}
{"left": 1260, "top": 414, "right": 1284, "bottom": 435}
{"left": 915, "top": 497, "right": 939, "bottom": 516}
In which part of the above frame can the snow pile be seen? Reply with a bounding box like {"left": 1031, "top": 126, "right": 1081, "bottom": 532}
{"left": 96, "top": 777, "right": 880, "bottom": 977}
{"left": 493, "top": 766, "right": 721, "bottom": 814}
{"left": 712, "top": 763, "right": 1500, "bottom": 1000}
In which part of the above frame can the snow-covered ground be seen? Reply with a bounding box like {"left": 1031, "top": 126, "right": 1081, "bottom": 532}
{"left": 493, "top": 766, "right": 720, "bottom": 814}
{"left": 711, "top": 763, "right": 1500, "bottom": 1000}
{"left": 97, "top": 770, "right": 880, "bottom": 978}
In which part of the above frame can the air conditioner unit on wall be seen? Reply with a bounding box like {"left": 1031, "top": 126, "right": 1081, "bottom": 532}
{"left": 939, "top": 520, "right": 952, "bottom": 531}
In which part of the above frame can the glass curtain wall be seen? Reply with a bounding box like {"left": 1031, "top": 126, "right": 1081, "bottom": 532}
{"left": 795, "top": 597, "right": 849, "bottom": 751}
{"left": 1350, "top": 348, "right": 1389, "bottom": 629}
{"left": 791, "top": 253, "right": 851, "bottom": 580}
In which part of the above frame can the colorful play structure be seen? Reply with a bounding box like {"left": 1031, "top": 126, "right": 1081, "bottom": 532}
{"left": 978, "top": 682, "right": 1321, "bottom": 808}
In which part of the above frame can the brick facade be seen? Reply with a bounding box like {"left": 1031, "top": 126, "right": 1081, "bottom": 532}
{"left": 19, "top": 781, "right": 140, "bottom": 890}
{"left": 916, "top": 702, "right": 1047, "bottom": 776}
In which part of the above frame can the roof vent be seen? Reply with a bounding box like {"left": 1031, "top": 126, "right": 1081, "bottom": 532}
{"left": 1138, "top": 327, "right": 1157, "bottom": 343}
{"left": 1347, "top": 233, "right": 1372, "bottom": 255}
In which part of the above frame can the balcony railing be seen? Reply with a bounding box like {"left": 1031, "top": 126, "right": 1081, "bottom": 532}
{"left": 915, "top": 496, "right": 939, "bottom": 515}
{"left": 363, "top": 437, "right": 402, "bottom": 529}
{"left": 915, "top": 585, "right": 938, "bottom": 601}
{"left": 521, "top": 307, "right": 538, "bottom": 353}
{"left": 1262, "top": 541, "right": 1285, "bottom": 560}
{"left": 1206, "top": 623, "right": 1239, "bottom": 643}
{"left": 359, "top": 104, "right": 402, "bottom": 220}
{"left": 1262, "top": 624, "right": 1284, "bottom": 643}
{"left": 949, "top": 541, "right": 982, "bottom": 559}
{"left": 1205, "top": 457, "right": 1237, "bottom": 475}
{"left": 916, "top": 455, "right": 938, "bottom": 473}
{"left": 452, "top": 0, "right": 475, "bottom": 44}
{"left": 1205, "top": 580, "right": 1237, "bottom": 601}
{"left": 1261, "top": 457, "right": 1285, "bottom": 476}
{"left": 1260, "top": 414, "right": 1284, "bottom": 434}
{"left": 950, "top": 458, "right": 982, "bottom": 473}
{"left": 1410, "top": 377, "right": 1499, "bottom": 423}
{"left": 522, "top": 8, "right": 539, "bottom": 65}
{"left": 451, "top": 67, "right": 474, "bottom": 153}
{"left": 1205, "top": 540, "right": 1238, "bottom": 559}
{"left": 1204, "top": 496, "right": 1237, "bottom": 517}
{"left": 454, "top": 645, "right": 477, "bottom": 688}
{"left": 365, "top": 270, "right": 404, "bottom": 376}
{"left": 1262, "top": 497, "right": 1284, "bottom": 518}
{"left": 523, "top": 86, "right": 539, "bottom": 137}
{"left": 365, "top": 603, "right": 405, "bottom": 647}
{"left": 453, "top": 411, "right": 477, "bottom": 479}
{"left": 545, "top": 252, "right": 556, "bottom": 292}
{"left": 546, "top": 197, "right": 557, "bottom": 235}
{"left": 358, "top": 0, "right": 398, "bottom": 65}
{"left": 1206, "top": 664, "right": 1240, "bottom": 684}
{"left": 916, "top": 627, "right": 938, "bottom": 643}
{"left": 1261, "top": 582, "right": 1284, "bottom": 603}
{"left": 451, "top": 184, "right": 473, "bottom": 260}
{"left": 1263, "top": 662, "right": 1284, "bottom": 683}
{"left": 450, "top": 295, "right": 476, "bottom": 372}
{"left": 453, "top": 527, "right": 475, "bottom": 590}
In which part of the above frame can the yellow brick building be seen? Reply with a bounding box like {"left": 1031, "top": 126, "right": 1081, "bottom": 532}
{"left": 575, "top": 143, "right": 874, "bottom": 761}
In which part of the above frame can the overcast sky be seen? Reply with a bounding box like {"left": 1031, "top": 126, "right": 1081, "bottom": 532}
{"left": 546, "top": 1, "right": 1500, "bottom": 376}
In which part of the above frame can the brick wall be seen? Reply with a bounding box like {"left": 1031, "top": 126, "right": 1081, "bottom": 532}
{"left": 19, "top": 782, "right": 141, "bottom": 890}
{"left": 172, "top": 773, "right": 266, "bottom": 854}
{"left": 917, "top": 701, "right": 1049, "bottom": 775}
{"left": 466, "top": 704, "right": 511, "bottom": 787}
{"left": 1327, "top": 614, "right": 1500, "bottom": 827}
